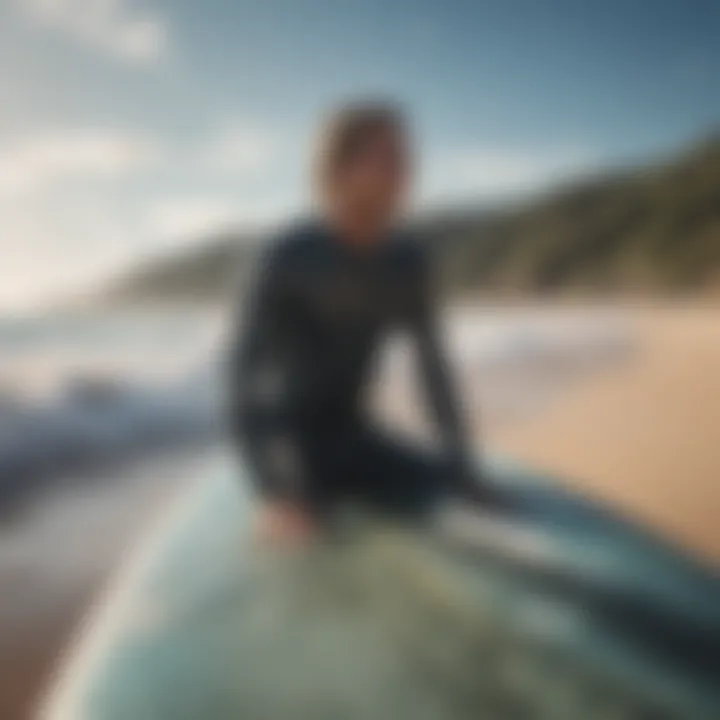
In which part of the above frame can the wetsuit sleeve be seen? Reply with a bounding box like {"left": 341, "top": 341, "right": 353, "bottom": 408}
{"left": 227, "top": 244, "right": 306, "bottom": 503}
{"left": 409, "top": 248, "right": 478, "bottom": 488}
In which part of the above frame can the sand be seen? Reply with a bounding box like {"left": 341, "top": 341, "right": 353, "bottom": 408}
{"left": 494, "top": 304, "right": 720, "bottom": 565}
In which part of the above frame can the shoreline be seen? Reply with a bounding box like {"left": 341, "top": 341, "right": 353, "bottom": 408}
{"left": 495, "top": 305, "right": 720, "bottom": 564}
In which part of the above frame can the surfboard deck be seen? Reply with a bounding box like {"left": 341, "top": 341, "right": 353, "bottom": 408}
{"left": 44, "top": 456, "right": 720, "bottom": 720}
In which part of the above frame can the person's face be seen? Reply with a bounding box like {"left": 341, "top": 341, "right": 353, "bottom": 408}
{"left": 334, "top": 124, "right": 411, "bottom": 235}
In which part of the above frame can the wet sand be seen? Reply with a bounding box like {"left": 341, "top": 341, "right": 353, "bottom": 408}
{"left": 495, "top": 305, "right": 720, "bottom": 565}
{"left": 0, "top": 450, "right": 218, "bottom": 720}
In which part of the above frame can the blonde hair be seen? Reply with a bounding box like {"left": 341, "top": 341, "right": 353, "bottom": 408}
{"left": 314, "top": 102, "right": 406, "bottom": 194}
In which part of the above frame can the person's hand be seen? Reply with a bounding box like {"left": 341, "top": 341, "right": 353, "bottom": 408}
{"left": 255, "top": 501, "right": 315, "bottom": 546}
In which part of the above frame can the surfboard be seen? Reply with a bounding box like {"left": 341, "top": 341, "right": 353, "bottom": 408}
{"left": 44, "top": 456, "right": 720, "bottom": 720}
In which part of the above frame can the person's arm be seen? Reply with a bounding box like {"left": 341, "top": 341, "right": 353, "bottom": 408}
{"left": 227, "top": 243, "right": 307, "bottom": 509}
{"left": 409, "top": 247, "right": 480, "bottom": 496}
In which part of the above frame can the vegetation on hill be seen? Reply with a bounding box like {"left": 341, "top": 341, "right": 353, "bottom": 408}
{"left": 104, "top": 234, "right": 256, "bottom": 303}
{"left": 437, "top": 134, "right": 720, "bottom": 295}
{"left": 106, "top": 133, "right": 720, "bottom": 302}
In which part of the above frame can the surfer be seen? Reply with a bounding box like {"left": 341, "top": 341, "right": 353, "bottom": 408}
{"left": 229, "top": 102, "right": 499, "bottom": 542}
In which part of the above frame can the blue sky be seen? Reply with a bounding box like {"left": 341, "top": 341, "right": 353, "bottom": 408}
{"left": 1, "top": 0, "right": 718, "bottom": 308}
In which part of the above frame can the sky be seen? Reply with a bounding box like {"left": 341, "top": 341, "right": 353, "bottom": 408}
{"left": 0, "top": 0, "right": 719, "bottom": 310}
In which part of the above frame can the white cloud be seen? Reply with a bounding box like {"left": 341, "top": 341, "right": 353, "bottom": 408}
{"left": 0, "top": 125, "right": 165, "bottom": 308}
{"left": 148, "top": 197, "right": 239, "bottom": 242}
{"left": 423, "top": 146, "right": 599, "bottom": 205}
{"left": 19, "top": 0, "right": 168, "bottom": 64}
{"left": 148, "top": 193, "right": 296, "bottom": 244}
{"left": 0, "top": 122, "right": 281, "bottom": 202}
{"left": 0, "top": 194, "right": 146, "bottom": 310}
{"left": 200, "top": 125, "right": 280, "bottom": 176}
{"left": 0, "top": 119, "right": 297, "bottom": 308}
{"left": 0, "top": 128, "right": 162, "bottom": 197}
{"left": 142, "top": 124, "right": 287, "bottom": 244}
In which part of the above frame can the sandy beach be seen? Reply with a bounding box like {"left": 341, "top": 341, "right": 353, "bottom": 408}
{"left": 495, "top": 304, "right": 720, "bottom": 565}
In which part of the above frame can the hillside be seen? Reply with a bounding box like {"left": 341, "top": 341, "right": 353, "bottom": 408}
{"left": 103, "top": 232, "right": 258, "bottom": 303}
{"left": 439, "top": 134, "right": 720, "bottom": 295}
{"left": 106, "top": 133, "right": 720, "bottom": 302}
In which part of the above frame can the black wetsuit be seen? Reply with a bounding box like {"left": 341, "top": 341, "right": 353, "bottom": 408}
{"left": 228, "top": 220, "right": 478, "bottom": 518}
